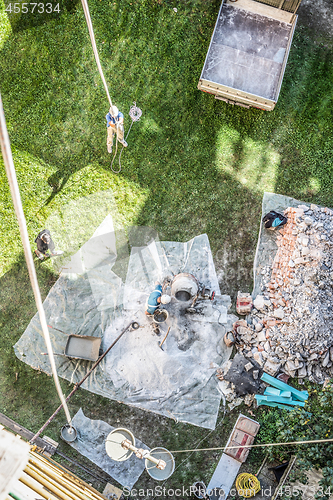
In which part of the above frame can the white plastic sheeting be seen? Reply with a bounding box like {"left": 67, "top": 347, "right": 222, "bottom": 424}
{"left": 15, "top": 217, "right": 235, "bottom": 429}
{"left": 68, "top": 409, "right": 149, "bottom": 489}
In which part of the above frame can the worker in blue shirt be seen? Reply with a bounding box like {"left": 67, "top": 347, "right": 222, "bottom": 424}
{"left": 145, "top": 282, "right": 171, "bottom": 315}
{"left": 106, "top": 105, "right": 128, "bottom": 154}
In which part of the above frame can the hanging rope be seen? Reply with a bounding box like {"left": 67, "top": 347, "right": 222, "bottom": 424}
{"left": 0, "top": 93, "right": 73, "bottom": 431}
{"left": 111, "top": 102, "right": 142, "bottom": 174}
{"left": 81, "top": 0, "right": 143, "bottom": 172}
{"left": 81, "top": 0, "right": 112, "bottom": 108}
{"left": 170, "top": 437, "right": 333, "bottom": 454}
{"left": 81, "top": 0, "right": 142, "bottom": 173}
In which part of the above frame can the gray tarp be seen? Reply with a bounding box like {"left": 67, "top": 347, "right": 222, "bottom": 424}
{"left": 15, "top": 218, "right": 235, "bottom": 430}
{"left": 69, "top": 408, "right": 149, "bottom": 489}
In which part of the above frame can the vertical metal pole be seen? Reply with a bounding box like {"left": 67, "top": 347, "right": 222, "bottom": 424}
{"left": 0, "top": 93, "right": 73, "bottom": 429}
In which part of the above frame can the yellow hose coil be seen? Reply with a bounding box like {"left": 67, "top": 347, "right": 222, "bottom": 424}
{"left": 235, "top": 473, "right": 261, "bottom": 498}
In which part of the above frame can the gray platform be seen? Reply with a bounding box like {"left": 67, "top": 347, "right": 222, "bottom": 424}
{"left": 201, "top": 3, "right": 292, "bottom": 100}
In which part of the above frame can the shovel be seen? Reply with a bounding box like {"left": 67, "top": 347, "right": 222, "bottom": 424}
{"left": 158, "top": 326, "right": 171, "bottom": 351}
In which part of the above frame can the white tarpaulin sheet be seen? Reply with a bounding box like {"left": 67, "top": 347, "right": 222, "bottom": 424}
{"left": 15, "top": 218, "right": 235, "bottom": 429}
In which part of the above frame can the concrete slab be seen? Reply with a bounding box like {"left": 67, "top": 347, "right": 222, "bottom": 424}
{"left": 207, "top": 454, "right": 241, "bottom": 500}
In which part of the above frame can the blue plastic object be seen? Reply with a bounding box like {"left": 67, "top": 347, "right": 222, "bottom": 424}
{"left": 264, "top": 387, "right": 281, "bottom": 396}
{"left": 257, "top": 400, "right": 294, "bottom": 411}
{"left": 255, "top": 395, "right": 305, "bottom": 407}
{"left": 261, "top": 372, "right": 308, "bottom": 401}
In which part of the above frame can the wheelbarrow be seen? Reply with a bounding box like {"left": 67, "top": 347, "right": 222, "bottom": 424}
{"left": 42, "top": 334, "right": 102, "bottom": 362}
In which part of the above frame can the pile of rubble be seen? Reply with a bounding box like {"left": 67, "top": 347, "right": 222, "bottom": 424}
{"left": 236, "top": 204, "right": 333, "bottom": 384}
{"left": 216, "top": 355, "right": 257, "bottom": 411}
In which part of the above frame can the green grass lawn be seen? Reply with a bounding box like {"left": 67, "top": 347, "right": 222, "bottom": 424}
{"left": 1, "top": 0, "right": 333, "bottom": 494}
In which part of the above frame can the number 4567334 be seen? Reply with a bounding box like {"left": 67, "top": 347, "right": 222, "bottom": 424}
{"left": 5, "top": 3, "right": 60, "bottom": 13}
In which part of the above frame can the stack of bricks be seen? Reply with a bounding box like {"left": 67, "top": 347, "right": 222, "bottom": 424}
{"left": 270, "top": 208, "right": 300, "bottom": 290}
{"left": 263, "top": 207, "right": 307, "bottom": 334}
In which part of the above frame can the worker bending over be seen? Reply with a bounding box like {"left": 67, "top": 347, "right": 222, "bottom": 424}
{"left": 35, "top": 229, "right": 63, "bottom": 260}
{"left": 145, "top": 282, "right": 171, "bottom": 315}
{"left": 106, "top": 105, "right": 128, "bottom": 154}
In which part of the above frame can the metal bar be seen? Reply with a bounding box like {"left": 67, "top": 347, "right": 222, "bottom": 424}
{"left": 48, "top": 324, "right": 70, "bottom": 336}
{"left": 24, "top": 465, "right": 75, "bottom": 500}
{"left": 19, "top": 472, "right": 60, "bottom": 500}
{"left": 122, "top": 442, "right": 165, "bottom": 469}
{"left": 256, "top": 455, "right": 268, "bottom": 477}
{"left": 54, "top": 450, "right": 110, "bottom": 484}
{"left": 30, "top": 321, "right": 134, "bottom": 443}
{"left": 0, "top": 92, "right": 73, "bottom": 430}
{"left": 0, "top": 412, "right": 56, "bottom": 455}
{"left": 28, "top": 451, "right": 109, "bottom": 500}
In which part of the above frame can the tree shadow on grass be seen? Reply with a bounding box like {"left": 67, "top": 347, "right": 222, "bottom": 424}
{"left": 1, "top": 2, "right": 333, "bottom": 296}
{"left": 0, "top": 253, "right": 62, "bottom": 428}
{"left": 271, "top": 26, "right": 333, "bottom": 206}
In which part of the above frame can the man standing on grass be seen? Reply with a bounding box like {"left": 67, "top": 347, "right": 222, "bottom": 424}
{"left": 106, "top": 105, "right": 128, "bottom": 153}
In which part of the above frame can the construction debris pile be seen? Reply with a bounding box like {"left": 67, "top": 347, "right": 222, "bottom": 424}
{"left": 236, "top": 204, "right": 333, "bottom": 384}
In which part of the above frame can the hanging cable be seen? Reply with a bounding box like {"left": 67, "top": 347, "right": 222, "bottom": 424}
{"left": 0, "top": 93, "right": 73, "bottom": 431}
{"left": 81, "top": 0, "right": 112, "bottom": 108}
{"left": 170, "top": 437, "right": 333, "bottom": 454}
{"left": 80, "top": 0, "right": 142, "bottom": 172}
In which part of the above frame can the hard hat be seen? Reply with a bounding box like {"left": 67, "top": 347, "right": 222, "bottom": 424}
{"left": 110, "top": 105, "right": 119, "bottom": 117}
{"left": 160, "top": 294, "right": 171, "bottom": 304}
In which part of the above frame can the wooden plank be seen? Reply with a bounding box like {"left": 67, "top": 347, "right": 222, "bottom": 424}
{"left": 225, "top": 0, "right": 294, "bottom": 23}
{"left": 0, "top": 413, "right": 56, "bottom": 456}
{"left": 207, "top": 414, "right": 260, "bottom": 499}
{"left": 271, "top": 456, "right": 297, "bottom": 500}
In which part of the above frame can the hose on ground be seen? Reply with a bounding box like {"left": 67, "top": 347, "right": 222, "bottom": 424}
{"left": 235, "top": 473, "right": 261, "bottom": 498}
